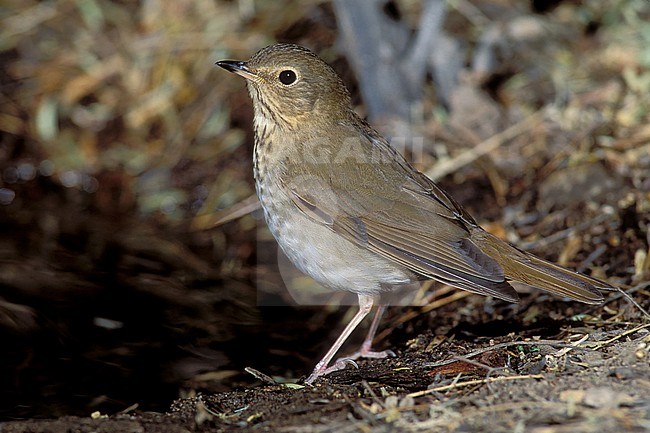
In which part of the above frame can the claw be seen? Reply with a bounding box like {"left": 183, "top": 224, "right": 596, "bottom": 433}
{"left": 333, "top": 358, "right": 359, "bottom": 370}
{"left": 305, "top": 357, "right": 359, "bottom": 384}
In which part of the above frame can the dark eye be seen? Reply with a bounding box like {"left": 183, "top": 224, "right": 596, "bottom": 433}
{"left": 279, "top": 70, "right": 297, "bottom": 85}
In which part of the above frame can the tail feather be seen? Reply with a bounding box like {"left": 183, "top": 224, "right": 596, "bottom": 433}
{"left": 472, "top": 230, "right": 614, "bottom": 305}
{"left": 510, "top": 253, "right": 608, "bottom": 304}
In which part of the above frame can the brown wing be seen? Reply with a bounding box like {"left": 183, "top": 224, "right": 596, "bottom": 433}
{"left": 288, "top": 174, "right": 520, "bottom": 303}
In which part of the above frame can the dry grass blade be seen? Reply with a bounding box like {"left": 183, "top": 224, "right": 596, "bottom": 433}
{"left": 376, "top": 289, "right": 472, "bottom": 343}
{"left": 191, "top": 194, "right": 261, "bottom": 230}
{"left": 611, "top": 284, "right": 650, "bottom": 320}
{"left": 426, "top": 109, "right": 545, "bottom": 181}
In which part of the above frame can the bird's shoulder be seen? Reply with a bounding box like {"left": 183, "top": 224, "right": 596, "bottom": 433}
{"left": 284, "top": 118, "right": 477, "bottom": 233}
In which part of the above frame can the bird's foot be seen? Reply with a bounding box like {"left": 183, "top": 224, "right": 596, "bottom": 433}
{"left": 344, "top": 347, "right": 396, "bottom": 360}
{"left": 305, "top": 346, "right": 396, "bottom": 384}
{"left": 305, "top": 358, "right": 358, "bottom": 384}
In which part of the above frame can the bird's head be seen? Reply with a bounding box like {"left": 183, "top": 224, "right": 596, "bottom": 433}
{"left": 217, "top": 44, "right": 353, "bottom": 130}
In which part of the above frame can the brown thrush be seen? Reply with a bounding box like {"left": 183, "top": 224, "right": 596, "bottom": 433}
{"left": 217, "top": 43, "right": 614, "bottom": 384}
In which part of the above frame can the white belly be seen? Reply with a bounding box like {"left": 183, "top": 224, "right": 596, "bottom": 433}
{"left": 258, "top": 185, "right": 412, "bottom": 294}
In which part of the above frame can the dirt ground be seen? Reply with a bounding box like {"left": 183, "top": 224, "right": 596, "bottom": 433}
{"left": 3, "top": 295, "right": 650, "bottom": 432}
{"left": 1, "top": 1, "right": 650, "bottom": 432}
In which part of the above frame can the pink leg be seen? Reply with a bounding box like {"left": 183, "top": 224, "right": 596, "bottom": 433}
{"left": 305, "top": 294, "right": 374, "bottom": 384}
{"left": 344, "top": 304, "right": 395, "bottom": 359}
{"left": 305, "top": 298, "right": 395, "bottom": 384}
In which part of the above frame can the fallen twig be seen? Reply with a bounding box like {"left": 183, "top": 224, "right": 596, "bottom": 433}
{"left": 407, "top": 374, "right": 544, "bottom": 397}
{"left": 424, "top": 339, "right": 590, "bottom": 369}
{"left": 244, "top": 367, "right": 277, "bottom": 385}
{"left": 586, "top": 322, "right": 650, "bottom": 350}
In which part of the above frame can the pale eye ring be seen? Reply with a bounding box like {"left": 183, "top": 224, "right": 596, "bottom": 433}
{"left": 279, "top": 70, "right": 297, "bottom": 85}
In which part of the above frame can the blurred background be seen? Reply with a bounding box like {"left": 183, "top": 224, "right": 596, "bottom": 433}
{"left": 1, "top": 0, "right": 649, "bottom": 420}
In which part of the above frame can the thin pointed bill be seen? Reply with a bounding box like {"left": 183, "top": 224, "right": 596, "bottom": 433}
{"left": 216, "top": 60, "right": 259, "bottom": 82}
